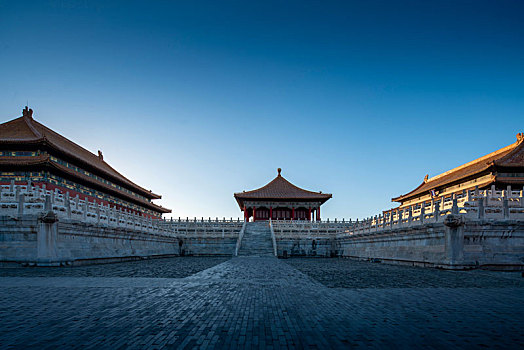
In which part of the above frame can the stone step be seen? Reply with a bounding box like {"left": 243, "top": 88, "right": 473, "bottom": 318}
{"left": 238, "top": 222, "right": 275, "bottom": 257}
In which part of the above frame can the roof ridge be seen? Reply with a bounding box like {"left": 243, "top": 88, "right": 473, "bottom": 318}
{"left": 22, "top": 112, "right": 43, "bottom": 139}
{"left": 30, "top": 118, "right": 161, "bottom": 198}
{"left": 494, "top": 133, "right": 524, "bottom": 166}
{"left": 426, "top": 139, "right": 519, "bottom": 183}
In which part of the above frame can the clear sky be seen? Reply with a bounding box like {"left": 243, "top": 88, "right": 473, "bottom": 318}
{"left": 1, "top": 0, "right": 523, "bottom": 220}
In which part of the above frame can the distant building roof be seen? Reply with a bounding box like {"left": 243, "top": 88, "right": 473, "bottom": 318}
{"left": 234, "top": 168, "right": 332, "bottom": 208}
{"left": 392, "top": 133, "right": 524, "bottom": 203}
{"left": 0, "top": 107, "right": 162, "bottom": 200}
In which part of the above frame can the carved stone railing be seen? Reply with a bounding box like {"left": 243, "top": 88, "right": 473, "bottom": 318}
{"left": 0, "top": 181, "right": 174, "bottom": 236}
{"left": 348, "top": 185, "right": 524, "bottom": 237}
{"left": 268, "top": 219, "right": 278, "bottom": 256}
{"left": 3, "top": 181, "right": 522, "bottom": 242}
{"left": 234, "top": 221, "right": 247, "bottom": 256}
{"left": 0, "top": 181, "right": 244, "bottom": 239}
{"left": 271, "top": 220, "right": 353, "bottom": 239}
{"left": 162, "top": 217, "right": 243, "bottom": 238}
{"left": 271, "top": 185, "right": 524, "bottom": 239}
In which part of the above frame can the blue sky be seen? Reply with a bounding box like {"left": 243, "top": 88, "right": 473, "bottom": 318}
{"left": 1, "top": 0, "right": 523, "bottom": 219}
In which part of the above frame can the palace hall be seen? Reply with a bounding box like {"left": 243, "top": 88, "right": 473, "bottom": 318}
{"left": 234, "top": 168, "right": 332, "bottom": 221}
{"left": 0, "top": 107, "right": 170, "bottom": 219}
{"left": 392, "top": 133, "right": 524, "bottom": 209}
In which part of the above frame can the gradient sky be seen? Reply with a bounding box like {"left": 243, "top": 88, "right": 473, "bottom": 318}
{"left": 1, "top": 0, "right": 523, "bottom": 219}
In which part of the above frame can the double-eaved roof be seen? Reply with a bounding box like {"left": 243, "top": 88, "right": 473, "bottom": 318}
{"left": 0, "top": 107, "right": 170, "bottom": 213}
{"left": 234, "top": 168, "right": 332, "bottom": 209}
{"left": 392, "top": 133, "right": 524, "bottom": 203}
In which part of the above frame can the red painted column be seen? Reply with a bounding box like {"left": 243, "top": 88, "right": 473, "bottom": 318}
{"left": 244, "top": 206, "right": 248, "bottom": 221}
{"left": 308, "top": 208, "right": 312, "bottom": 221}
{"left": 316, "top": 207, "right": 320, "bottom": 221}
{"left": 253, "top": 206, "right": 256, "bottom": 222}
{"left": 292, "top": 207, "right": 295, "bottom": 221}
{"left": 269, "top": 207, "right": 273, "bottom": 220}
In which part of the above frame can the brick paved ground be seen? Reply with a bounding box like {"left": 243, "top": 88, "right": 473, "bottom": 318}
{"left": 0, "top": 257, "right": 229, "bottom": 278}
{"left": 0, "top": 257, "right": 522, "bottom": 349}
{"left": 285, "top": 257, "right": 524, "bottom": 289}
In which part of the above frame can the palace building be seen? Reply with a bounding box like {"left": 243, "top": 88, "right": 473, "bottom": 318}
{"left": 392, "top": 133, "right": 524, "bottom": 209}
{"left": 234, "top": 168, "right": 332, "bottom": 221}
{"left": 0, "top": 107, "right": 170, "bottom": 219}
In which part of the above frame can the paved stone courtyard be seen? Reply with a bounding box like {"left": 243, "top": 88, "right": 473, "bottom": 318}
{"left": 0, "top": 257, "right": 522, "bottom": 349}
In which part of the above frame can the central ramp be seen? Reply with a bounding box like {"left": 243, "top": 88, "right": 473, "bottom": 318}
{"left": 238, "top": 222, "right": 275, "bottom": 256}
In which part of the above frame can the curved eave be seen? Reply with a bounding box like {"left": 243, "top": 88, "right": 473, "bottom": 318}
{"left": 41, "top": 139, "right": 163, "bottom": 199}
{"left": 0, "top": 156, "right": 170, "bottom": 213}
{"left": 391, "top": 181, "right": 429, "bottom": 203}
{"left": 393, "top": 168, "right": 496, "bottom": 203}
{"left": 234, "top": 193, "right": 332, "bottom": 209}
{"left": 393, "top": 135, "right": 524, "bottom": 203}
{"left": 0, "top": 138, "right": 162, "bottom": 200}
{"left": 48, "top": 161, "right": 171, "bottom": 213}
{"left": 391, "top": 162, "right": 497, "bottom": 203}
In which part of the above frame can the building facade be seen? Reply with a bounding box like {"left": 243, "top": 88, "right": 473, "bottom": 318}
{"left": 392, "top": 133, "right": 524, "bottom": 210}
{"left": 234, "top": 168, "right": 332, "bottom": 221}
{"left": 0, "top": 107, "right": 170, "bottom": 219}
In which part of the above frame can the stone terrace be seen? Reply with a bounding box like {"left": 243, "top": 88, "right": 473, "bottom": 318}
{"left": 0, "top": 257, "right": 522, "bottom": 349}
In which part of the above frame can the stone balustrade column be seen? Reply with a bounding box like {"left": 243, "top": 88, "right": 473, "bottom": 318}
{"left": 96, "top": 203, "right": 101, "bottom": 226}
{"left": 478, "top": 196, "right": 485, "bottom": 219}
{"left": 503, "top": 195, "right": 509, "bottom": 219}
{"left": 83, "top": 201, "right": 87, "bottom": 221}
{"left": 18, "top": 191, "right": 25, "bottom": 218}
{"left": 451, "top": 194, "right": 459, "bottom": 215}
{"left": 420, "top": 205, "right": 425, "bottom": 224}
{"left": 116, "top": 208, "right": 120, "bottom": 227}
{"left": 65, "top": 192, "right": 71, "bottom": 219}
{"left": 465, "top": 189, "right": 471, "bottom": 203}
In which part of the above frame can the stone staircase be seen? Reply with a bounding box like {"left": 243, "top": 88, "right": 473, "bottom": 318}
{"left": 237, "top": 222, "right": 275, "bottom": 257}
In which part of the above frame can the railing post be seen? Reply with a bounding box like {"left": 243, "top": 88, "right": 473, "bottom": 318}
{"left": 503, "top": 195, "right": 509, "bottom": 219}
{"left": 82, "top": 201, "right": 87, "bottom": 221}
{"left": 65, "top": 192, "right": 71, "bottom": 219}
{"left": 45, "top": 194, "right": 52, "bottom": 212}
{"left": 451, "top": 194, "right": 459, "bottom": 215}
{"left": 17, "top": 191, "right": 25, "bottom": 218}
{"left": 478, "top": 196, "right": 485, "bottom": 219}
{"left": 434, "top": 199, "right": 440, "bottom": 222}
{"left": 420, "top": 204, "right": 425, "bottom": 224}
{"left": 96, "top": 203, "right": 101, "bottom": 226}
